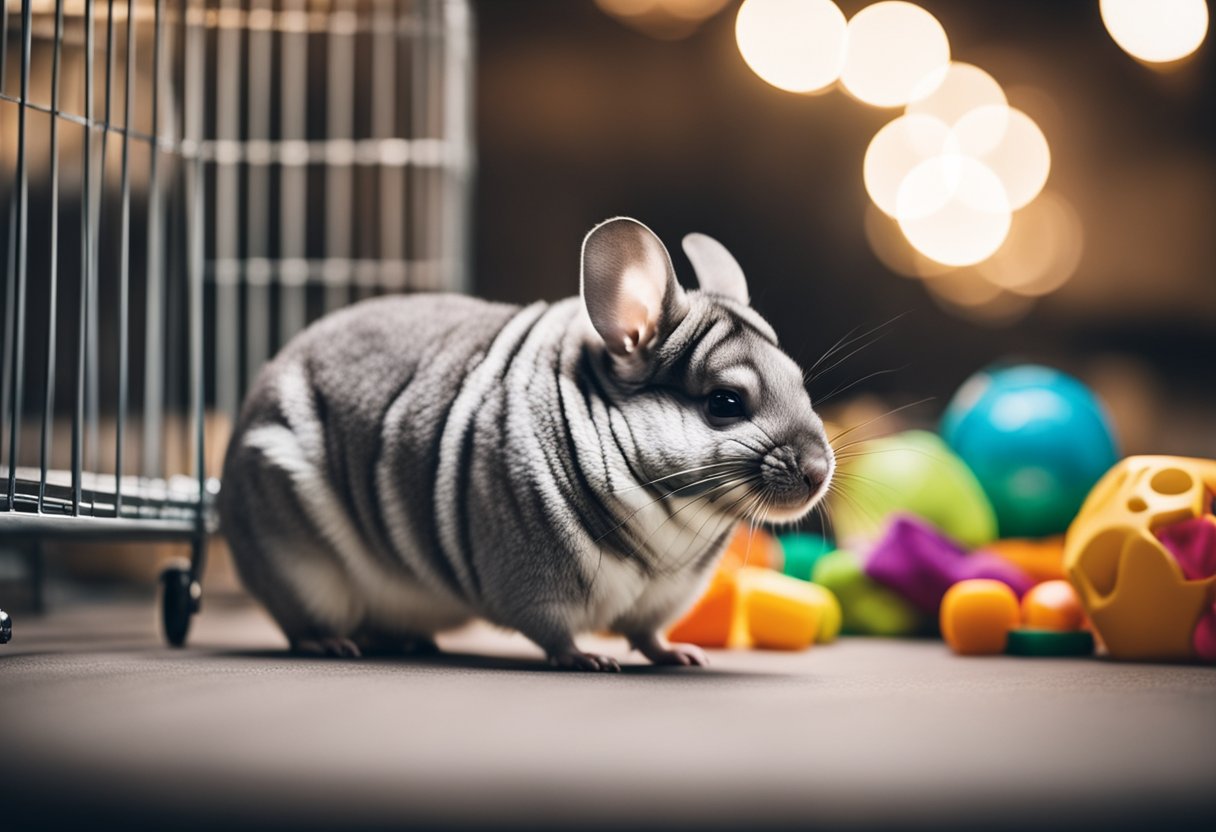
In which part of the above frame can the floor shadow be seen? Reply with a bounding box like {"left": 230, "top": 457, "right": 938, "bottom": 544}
{"left": 206, "top": 646, "right": 796, "bottom": 679}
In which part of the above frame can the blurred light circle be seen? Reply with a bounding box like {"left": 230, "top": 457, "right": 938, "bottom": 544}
{"left": 906, "top": 62, "right": 1006, "bottom": 128}
{"left": 735, "top": 0, "right": 848, "bottom": 93}
{"left": 864, "top": 113, "right": 957, "bottom": 217}
{"left": 863, "top": 203, "right": 953, "bottom": 278}
{"left": 977, "top": 191, "right": 1083, "bottom": 297}
{"left": 926, "top": 278, "right": 1035, "bottom": 325}
{"left": 924, "top": 268, "right": 1004, "bottom": 306}
{"left": 954, "top": 105, "right": 1050, "bottom": 210}
{"left": 597, "top": 0, "right": 733, "bottom": 39}
{"left": 841, "top": 2, "right": 950, "bottom": 107}
{"left": 597, "top": 0, "right": 659, "bottom": 14}
{"left": 1100, "top": 0, "right": 1209, "bottom": 64}
{"left": 896, "top": 155, "right": 1012, "bottom": 266}
{"left": 663, "top": 0, "right": 733, "bottom": 20}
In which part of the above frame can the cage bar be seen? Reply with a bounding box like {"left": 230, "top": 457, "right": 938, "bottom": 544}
{"left": 114, "top": 0, "right": 138, "bottom": 515}
{"left": 5, "top": 0, "right": 32, "bottom": 508}
{"left": 143, "top": 0, "right": 167, "bottom": 477}
{"left": 37, "top": 0, "right": 66, "bottom": 512}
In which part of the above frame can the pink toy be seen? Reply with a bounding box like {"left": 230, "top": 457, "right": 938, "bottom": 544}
{"left": 865, "top": 516, "right": 1035, "bottom": 615}
{"left": 1156, "top": 516, "right": 1216, "bottom": 581}
{"left": 1193, "top": 605, "right": 1216, "bottom": 662}
{"left": 1156, "top": 516, "right": 1216, "bottom": 661}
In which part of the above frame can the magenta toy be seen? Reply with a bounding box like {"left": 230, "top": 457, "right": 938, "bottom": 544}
{"left": 865, "top": 516, "right": 1036, "bottom": 614}
{"left": 1157, "top": 517, "right": 1216, "bottom": 661}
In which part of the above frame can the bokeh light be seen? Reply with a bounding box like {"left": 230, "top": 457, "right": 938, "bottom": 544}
{"left": 925, "top": 273, "right": 1035, "bottom": 325}
{"left": 977, "top": 191, "right": 1083, "bottom": 297}
{"left": 736, "top": 0, "right": 848, "bottom": 93}
{"left": 840, "top": 2, "right": 950, "bottom": 107}
{"left": 924, "top": 268, "right": 1005, "bottom": 307}
{"left": 906, "top": 62, "right": 1006, "bottom": 128}
{"left": 596, "top": 0, "right": 733, "bottom": 40}
{"left": 863, "top": 203, "right": 953, "bottom": 278}
{"left": 896, "top": 155, "right": 1012, "bottom": 266}
{"left": 1100, "top": 0, "right": 1209, "bottom": 64}
{"left": 863, "top": 113, "right": 956, "bottom": 217}
{"left": 954, "top": 105, "right": 1051, "bottom": 210}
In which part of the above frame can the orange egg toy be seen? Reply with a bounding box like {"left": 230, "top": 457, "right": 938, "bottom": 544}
{"left": 1021, "top": 580, "right": 1085, "bottom": 631}
{"left": 940, "top": 579, "right": 1021, "bottom": 655}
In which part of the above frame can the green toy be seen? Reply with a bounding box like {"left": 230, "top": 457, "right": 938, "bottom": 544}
{"left": 777, "top": 532, "right": 834, "bottom": 581}
{"left": 831, "top": 430, "right": 999, "bottom": 549}
{"left": 1005, "top": 629, "right": 1095, "bottom": 657}
{"left": 811, "top": 549, "right": 927, "bottom": 636}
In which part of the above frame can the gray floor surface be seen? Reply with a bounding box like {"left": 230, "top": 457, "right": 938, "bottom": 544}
{"left": 1, "top": 597, "right": 1213, "bottom": 831}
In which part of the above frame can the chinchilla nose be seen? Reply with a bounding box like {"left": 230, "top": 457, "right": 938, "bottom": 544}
{"left": 800, "top": 454, "right": 831, "bottom": 495}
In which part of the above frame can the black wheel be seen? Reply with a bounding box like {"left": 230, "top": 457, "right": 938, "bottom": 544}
{"left": 160, "top": 561, "right": 197, "bottom": 647}
{"left": 0, "top": 609, "right": 11, "bottom": 645}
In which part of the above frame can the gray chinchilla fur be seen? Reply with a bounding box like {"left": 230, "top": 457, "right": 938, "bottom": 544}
{"left": 220, "top": 218, "right": 834, "bottom": 670}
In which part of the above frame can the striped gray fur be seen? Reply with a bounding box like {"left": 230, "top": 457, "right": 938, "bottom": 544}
{"left": 220, "top": 218, "right": 834, "bottom": 669}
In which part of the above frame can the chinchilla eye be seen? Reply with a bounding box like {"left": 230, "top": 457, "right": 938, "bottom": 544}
{"left": 706, "top": 389, "right": 746, "bottom": 420}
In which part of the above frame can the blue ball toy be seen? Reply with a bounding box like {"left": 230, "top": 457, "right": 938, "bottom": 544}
{"left": 941, "top": 364, "right": 1119, "bottom": 538}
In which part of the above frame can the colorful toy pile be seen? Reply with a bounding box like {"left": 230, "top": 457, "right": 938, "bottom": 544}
{"left": 667, "top": 364, "right": 1216, "bottom": 664}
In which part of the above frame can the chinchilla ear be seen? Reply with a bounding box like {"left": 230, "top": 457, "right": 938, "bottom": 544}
{"left": 581, "top": 217, "right": 689, "bottom": 360}
{"left": 681, "top": 232, "right": 749, "bottom": 305}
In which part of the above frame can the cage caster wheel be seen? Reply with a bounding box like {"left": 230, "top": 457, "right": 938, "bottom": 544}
{"left": 0, "top": 609, "right": 11, "bottom": 644}
{"left": 161, "top": 560, "right": 201, "bottom": 647}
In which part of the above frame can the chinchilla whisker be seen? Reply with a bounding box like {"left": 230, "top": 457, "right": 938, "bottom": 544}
{"left": 655, "top": 468, "right": 753, "bottom": 497}
{"left": 594, "top": 470, "right": 748, "bottom": 546}
{"left": 808, "top": 329, "right": 890, "bottom": 386}
{"left": 814, "top": 364, "right": 910, "bottom": 407}
{"left": 748, "top": 421, "right": 786, "bottom": 454}
{"left": 831, "top": 469, "right": 902, "bottom": 498}
{"left": 648, "top": 475, "right": 752, "bottom": 537}
{"left": 629, "top": 469, "right": 744, "bottom": 502}
{"left": 629, "top": 467, "right": 742, "bottom": 508}
{"left": 832, "top": 446, "right": 946, "bottom": 467}
{"left": 637, "top": 476, "right": 757, "bottom": 578}
{"left": 610, "top": 460, "right": 745, "bottom": 494}
{"left": 741, "top": 497, "right": 763, "bottom": 569}
{"left": 814, "top": 500, "right": 835, "bottom": 541}
{"left": 725, "top": 436, "right": 768, "bottom": 456}
{"left": 827, "top": 397, "right": 936, "bottom": 446}
{"left": 808, "top": 312, "right": 910, "bottom": 385}
{"left": 827, "top": 479, "right": 886, "bottom": 529}
{"left": 664, "top": 480, "right": 762, "bottom": 577}
{"left": 747, "top": 489, "right": 770, "bottom": 525}
{"left": 806, "top": 323, "right": 863, "bottom": 377}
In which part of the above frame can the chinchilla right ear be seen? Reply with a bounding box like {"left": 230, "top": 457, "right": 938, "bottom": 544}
{"left": 681, "top": 232, "right": 749, "bottom": 305}
{"left": 581, "top": 217, "right": 689, "bottom": 372}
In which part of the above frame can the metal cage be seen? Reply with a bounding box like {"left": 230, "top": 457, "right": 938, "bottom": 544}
{"left": 0, "top": 0, "right": 473, "bottom": 646}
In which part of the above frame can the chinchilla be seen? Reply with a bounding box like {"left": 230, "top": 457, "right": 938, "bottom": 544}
{"left": 220, "top": 217, "right": 834, "bottom": 670}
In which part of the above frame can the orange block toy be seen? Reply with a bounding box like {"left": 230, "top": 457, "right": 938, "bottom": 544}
{"left": 1021, "top": 580, "right": 1085, "bottom": 631}
{"left": 940, "top": 579, "right": 1020, "bottom": 655}
{"left": 666, "top": 565, "right": 841, "bottom": 651}
{"left": 982, "top": 537, "right": 1067, "bottom": 583}
{"left": 736, "top": 567, "right": 836, "bottom": 649}
{"left": 667, "top": 569, "right": 738, "bottom": 649}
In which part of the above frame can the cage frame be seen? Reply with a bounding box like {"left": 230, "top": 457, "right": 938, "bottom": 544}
{"left": 1, "top": 0, "right": 210, "bottom": 646}
{"left": 2, "top": 0, "right": 474, "bottom": 647}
